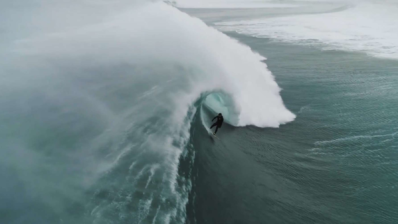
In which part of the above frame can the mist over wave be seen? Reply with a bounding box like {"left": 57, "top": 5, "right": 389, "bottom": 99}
{"left": 0, "top": 0, "right": 293, "bottom": 223}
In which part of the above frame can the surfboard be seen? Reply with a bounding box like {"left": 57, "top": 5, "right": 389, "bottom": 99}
{"left": 209, "top": 131, "right": 219, "bottom": 139}
{"left": 205, "top": 125, "right": 218, "bottom": 139}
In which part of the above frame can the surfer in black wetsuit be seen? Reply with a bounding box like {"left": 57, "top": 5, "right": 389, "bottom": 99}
{"left": 210, "top": 113, "right": 224, "bottom": 135}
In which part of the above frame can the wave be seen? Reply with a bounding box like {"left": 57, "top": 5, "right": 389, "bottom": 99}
{"left": 0, "top": 0, "right": 293, "bottom": 223}
{"left": 216, "top": 1, "right": 398, "bottom": 60}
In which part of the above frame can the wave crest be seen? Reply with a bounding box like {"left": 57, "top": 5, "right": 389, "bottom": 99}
{"left": 0, "top": 1, "right": 294, "bottom": 223}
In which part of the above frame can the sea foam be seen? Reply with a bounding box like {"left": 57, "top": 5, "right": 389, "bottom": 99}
{"left": 216, "top": 2, "right": 398, "bottom": 60}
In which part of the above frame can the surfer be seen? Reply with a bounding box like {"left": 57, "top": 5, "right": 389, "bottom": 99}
{"left": 210, "top": 113, "right": 224, "bottom": 135}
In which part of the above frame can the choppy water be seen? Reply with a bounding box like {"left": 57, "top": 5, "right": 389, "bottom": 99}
{"left": 2, "top": 1, "right": 398, "bottom": 224}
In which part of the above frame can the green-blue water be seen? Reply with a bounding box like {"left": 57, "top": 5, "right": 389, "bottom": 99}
{"left": 186, "top": 33, "right": 398, "bottom": 223}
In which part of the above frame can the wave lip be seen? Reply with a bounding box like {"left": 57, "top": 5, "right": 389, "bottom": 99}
{"left": 0, "top": 0, "right": 294, "bottom": 223}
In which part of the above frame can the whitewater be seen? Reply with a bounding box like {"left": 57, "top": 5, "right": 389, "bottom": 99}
{"left": 216, "top": 1, "right": 398, "bottom": 60}
{"left": 0, "top": 0, "right": 294, "bottom": 223}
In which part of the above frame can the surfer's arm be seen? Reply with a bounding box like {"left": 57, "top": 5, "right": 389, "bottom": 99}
{"left": 212, "top": 116, "right": 217, "bottom": 121}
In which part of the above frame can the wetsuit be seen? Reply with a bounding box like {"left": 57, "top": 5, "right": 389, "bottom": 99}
{"left": 210, "top": 115, "right": 224, "bottom": 134}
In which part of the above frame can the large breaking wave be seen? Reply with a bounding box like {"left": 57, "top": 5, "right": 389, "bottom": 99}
{"left": 0, "top": 0, "right": 294, "bottom": 223}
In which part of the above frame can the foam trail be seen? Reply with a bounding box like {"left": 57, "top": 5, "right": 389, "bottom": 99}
{"left": 216, "top": 2, "right": 398, "bottom": 60}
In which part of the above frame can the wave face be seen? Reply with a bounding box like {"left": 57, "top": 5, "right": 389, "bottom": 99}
{"left": 0, "top": 1, "right": 293, "bottom": 223}
{"left": 216, "top": 1, "right": 398, "bottom": 60}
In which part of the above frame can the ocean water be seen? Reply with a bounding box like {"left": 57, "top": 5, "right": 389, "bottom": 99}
{"left": 1, "top": 1, "right": 292, "bottom": 223}
{"left": 183, "top": 2, "right": 398, "bottom": 223}
{"left": 1, "top": 0, "right": 398, "bottom": 224}
{"left": 215, "top": 1, "right": 398, "bottom": 59}
{"left": 185, "top": 33, "right": 398, "bottom": 224}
